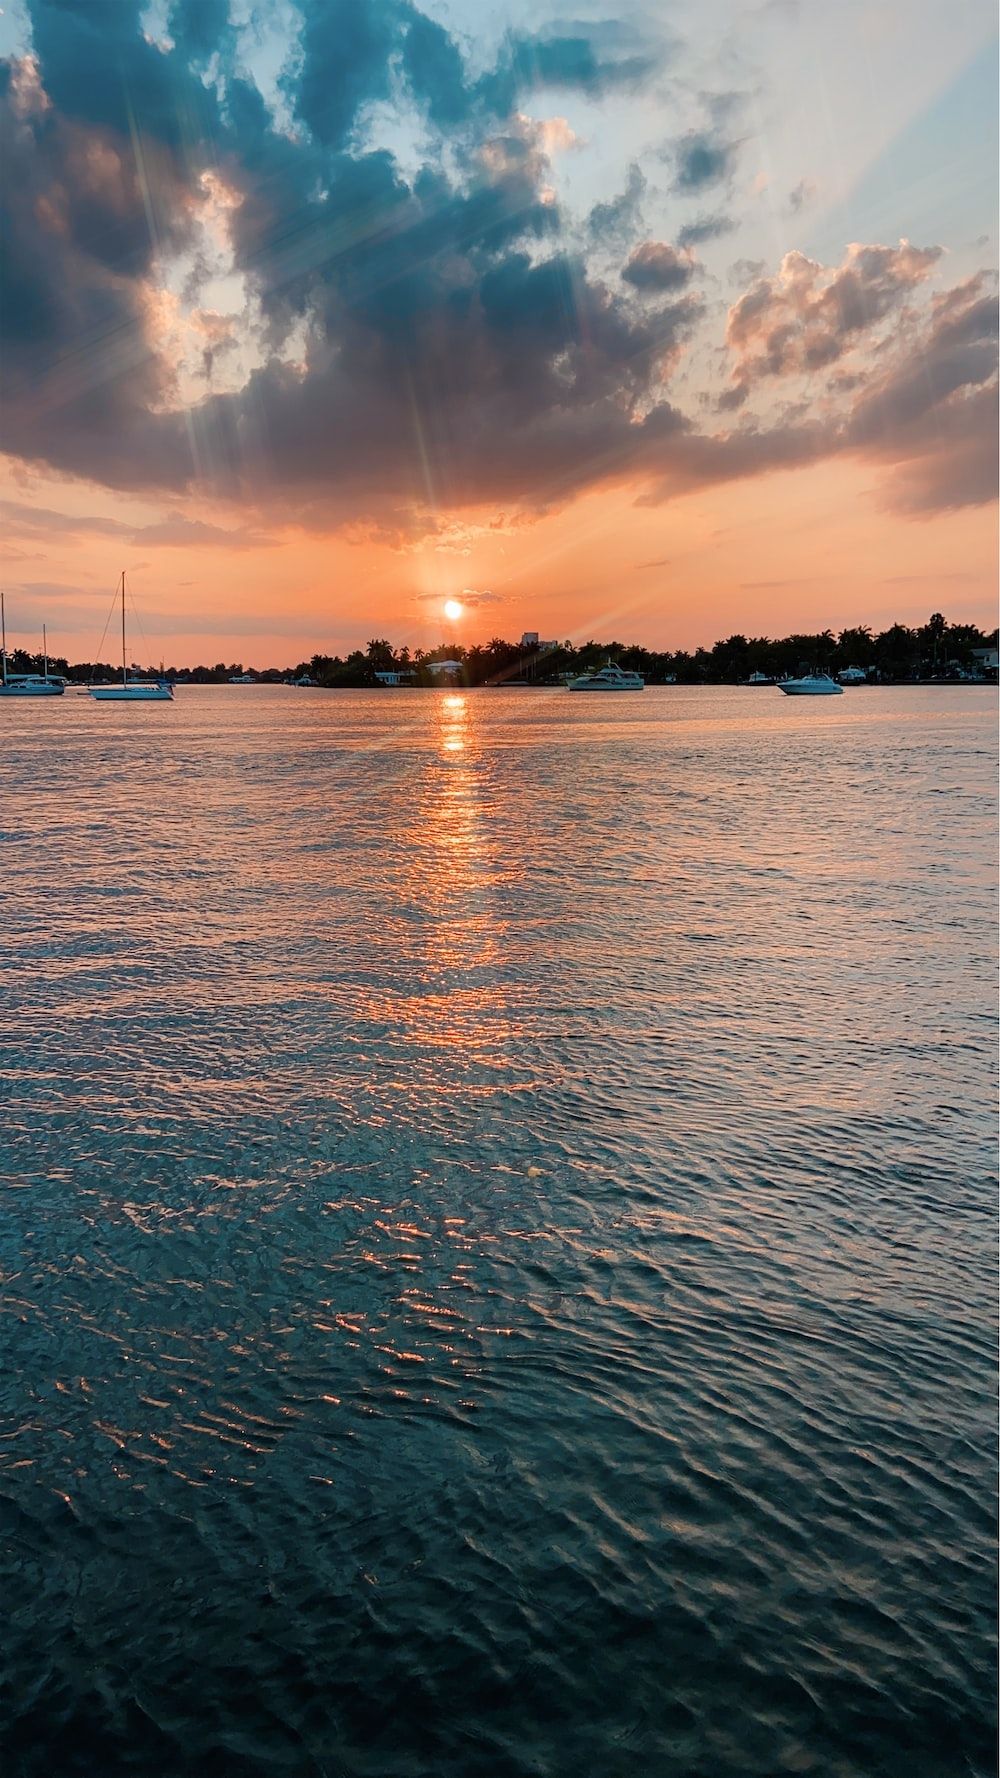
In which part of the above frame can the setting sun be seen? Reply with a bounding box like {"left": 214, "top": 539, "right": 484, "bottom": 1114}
{"left": 443, "top": 599, "right": 464, "bottom": 622}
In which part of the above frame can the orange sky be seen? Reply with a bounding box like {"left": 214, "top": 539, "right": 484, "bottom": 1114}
{"left": 1, "top": 454, "right": 995, "bottom": 668}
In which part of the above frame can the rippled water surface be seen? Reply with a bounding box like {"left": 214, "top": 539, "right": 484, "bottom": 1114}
{"left": 1, "top": 685, "right": 996, "bottom": 1777}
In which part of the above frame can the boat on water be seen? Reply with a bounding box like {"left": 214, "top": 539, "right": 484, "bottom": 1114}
{"left": 0, "top": 596, "right": 65, "bottom": 696}
{"left": 88, "top": 573, "right": 173, "bottom": 702}
{"left": 567, "top": 662, "right": 644, "bottom": 691}
{"left": 778, "top": 672, "right": 844, "bottom": 697}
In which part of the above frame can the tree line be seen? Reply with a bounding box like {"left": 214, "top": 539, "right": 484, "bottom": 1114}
{"left": 5, "top": 612, "right": 995, "bottom": 687}
{"left": 294, "top": 613, "right": 997, "bottom": 686}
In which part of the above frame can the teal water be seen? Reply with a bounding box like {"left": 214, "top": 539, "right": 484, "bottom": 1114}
{"left": 0, "top": 685, "right": 996, "bottom": 1777}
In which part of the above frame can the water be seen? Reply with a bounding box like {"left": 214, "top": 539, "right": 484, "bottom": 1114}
{"left": 0, "top": 685, "right": 996, "bottom": 1777}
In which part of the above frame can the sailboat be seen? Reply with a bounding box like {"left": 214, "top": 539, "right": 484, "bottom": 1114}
{"left": 0, "top": 594, "right": 66, "bottom": 696}
{"left": 89, "top": 572, "right": 173, "bottom": 701}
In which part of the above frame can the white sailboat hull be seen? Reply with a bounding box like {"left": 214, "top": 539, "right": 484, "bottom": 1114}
{"left": 89, "top": 684, "right": 174, "bottom": 701}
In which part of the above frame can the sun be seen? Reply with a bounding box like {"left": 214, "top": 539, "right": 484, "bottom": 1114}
{"left": 443, "top": 598, "right": 464, "bottom": 622}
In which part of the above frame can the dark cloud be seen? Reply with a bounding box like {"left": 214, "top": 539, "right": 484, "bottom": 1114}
{"left": 787, "top": 178, "right": 817, "bottom": 214}
{"left": 0, "top": 5, "right": 995, "bottom": 533}
{"left": 478, "top": 30, "right": 662, "bottom": 117}
{"left": 622, "top": 241, "right": 696, "bottom": 292}
{"left": 587, "top": 163, "right": 646, "bottom": 246}
{"left": 844, "top": 276, "right": 998, "bottom": 511}
{"left": 25, "top": 0, "right": 223, "bottom": 150}
{"left": 295, "top": 0, "right": 400, "bottom": 148}
{"left": 672, "top": 130, "right": 739, "bottom": 193}
{"left": 677, "top": 213, "right": 738, "bottom": 248}
{"left": 401, "top": 9, "right": 469, "bottom": 129}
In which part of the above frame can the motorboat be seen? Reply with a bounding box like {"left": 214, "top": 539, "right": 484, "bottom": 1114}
{"left": 837, "top": 666, "right": 868, "bottom": 685}
{"left": 0, "top": 598, "right": 65, "bottom": 696}
{"left": 567, "top": 662, "right": 644, "bottom": 691}
{"left": 777, "top": 672, "right": 844, "bottom": 697}
{"left": 88, "top": 572, "right": 174, "bottom": 702}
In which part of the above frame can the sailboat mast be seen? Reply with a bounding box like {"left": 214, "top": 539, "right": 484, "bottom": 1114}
{"left": 43, "top": 624, "right": 48, "bottom": 680}
{"left": 1, "top": 590, "right": 6, "bottom": 686}
{"left": 121, "top": 570, "right": 127, "bottom": 686}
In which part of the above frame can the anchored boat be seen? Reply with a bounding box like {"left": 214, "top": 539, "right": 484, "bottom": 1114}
{"left": 777, "top": 672, "right": 844, "bottom": 697}
{"left": 89, "top": 573, "right": 173, "bottom": 702}
{"left": 0, "top": 595, "right": 66, "bottom": 696}
{"left": 567, "top": 661, "right": 644, "bottom": 691}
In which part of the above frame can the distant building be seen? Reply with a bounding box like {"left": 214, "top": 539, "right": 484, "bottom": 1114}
{"left": 426, "top": 659, "right": 463, "bottom": 679}
{"left": 374, "top": 669, "right": 415, "bottom": 686}
{"left": 520, "top": 632, "right": 558, "bottom": 653}
{"left": 971, "top": 647, "right": 998, "bottom": 672}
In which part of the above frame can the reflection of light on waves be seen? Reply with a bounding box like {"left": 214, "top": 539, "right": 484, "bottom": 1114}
{"left": 348, "top": 690, "right": 526, "bottom": 1128}
{"left": 426, "top": 693, "right": 492, "bottom": 972}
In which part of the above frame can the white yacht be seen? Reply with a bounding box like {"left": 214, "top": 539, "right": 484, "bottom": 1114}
{"left": 778, "top": 672, "right": 844, "bottom": 697}
{"left": 0, "top": 598, "right": 65, "bottom": 696}
{"left": 88, "top": 572, "right": 174, "bottom": 702}
{"left": 568, "top": 662, "right": 644, "bottom": 691}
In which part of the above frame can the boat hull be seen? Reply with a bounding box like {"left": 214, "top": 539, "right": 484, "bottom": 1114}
{"left": 568, "top": 682, "right": 644, "bottom": 691}
{"left": 89, "top": 685, "right": 174, "bottom": 701}
{"left": 778, "top": 683, "right": 843, "bottom": 697}
{"left": 0, "top": 682, "right": 64, "bottom": 696}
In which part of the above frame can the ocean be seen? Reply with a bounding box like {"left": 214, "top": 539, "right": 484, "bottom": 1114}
{"left": 1, "top": 684, "right": 996, "bottom": 1777}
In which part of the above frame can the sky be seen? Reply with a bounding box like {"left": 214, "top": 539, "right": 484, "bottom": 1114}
{"left": 0, "top": 0, "right": 996, "bottom": 666}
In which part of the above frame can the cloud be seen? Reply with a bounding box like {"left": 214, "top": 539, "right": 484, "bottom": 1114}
{"left": 478, "top": 29, "right": 664, "bottom": 117}
{"left": 622, "top": 241, "right": 696, "bottom": 292}
{"left": 844, "top": 275, "right": 999, "bottom": 512}
{"left": 0, "top": 498, "right": 271, "bottom": 549}
{"left": 417, "top": 587, "right": 503, "bottom": 608}
{"left": 672, "top": 130, "right": 739, "bottom": 193}
{"left": 129, "top": 512, "right": 275, "bottom": 548}
{"left": 587, "top": 163, "right": 646, "bottom": 246}
{"left": 0, "top": 7, "right": 995, "bottom": 539}
{"left": 0, "top": 499, "right": 131, "bottom": 541}
{"left": 677, "top": 213, "right": 738, "bottom": 248}
{"left": 725, "top": 240, "right": 944, "bottom": 390}
{"left": 787, "top": 178, "right": 817, "bottom": 214}
{"left": 729, "top": 256, "right": 766, "bottom": 284}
